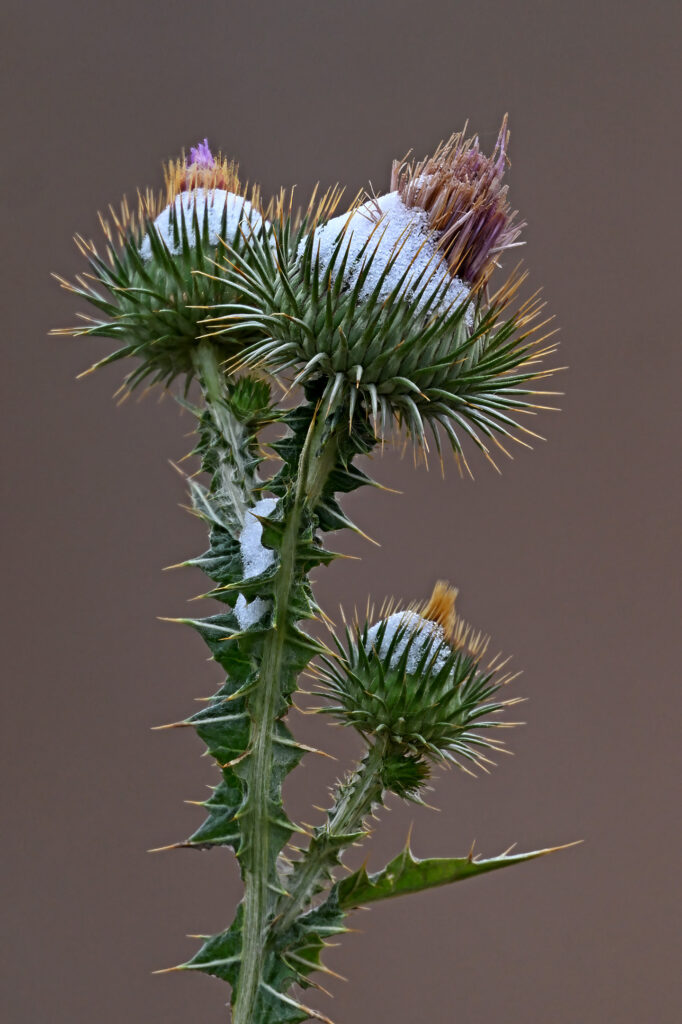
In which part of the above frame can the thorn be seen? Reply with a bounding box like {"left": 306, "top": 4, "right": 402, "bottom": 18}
{"left": 75, "top": 364, "right": 98, "bottom": 380}
{"left": 542, "top": 839, "right": 584, "bottom": 854}
{"left": 503, "top": 839, "right": 583, "bottom": 859}
{"left": 297, "top": 744, "right": 337, "bottom": 760}
{"left": 220, "top": 749, "right": 250, "bottom": 769}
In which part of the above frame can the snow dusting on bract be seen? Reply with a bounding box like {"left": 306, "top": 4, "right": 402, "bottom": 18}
{"left": 140, "top": 189, "right": 264, "bottom": 259}
{"left": 307, "top": 192, "right": 472, "bottom": 322}
{"left": 365, "top": 610, "right": 451, "bottom": 675}
{"left": 234, "top": 497, "right": 278, "bottom": 631}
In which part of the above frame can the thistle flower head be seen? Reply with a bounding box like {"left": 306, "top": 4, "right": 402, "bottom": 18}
{"left": 213, "top": 117, "right": 556, "bottom": 468}
{"left": 53, "top": 140, "right": 268, "bottom": 391}
{"left": 317, "top": 582, "right": 516, "bottom": 776}
{"left": 392, "top": 115, "right": 523, "bottom": 291}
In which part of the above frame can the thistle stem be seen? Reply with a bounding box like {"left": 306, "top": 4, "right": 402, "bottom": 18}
{"left": 193, "top": 340, "right": 252, "bottom": 525}
{"left": 232, "top": 388, "right": 343, "bottom": 1024}
{"left": 274, "top": 735, "right": 388, "bottom": 935}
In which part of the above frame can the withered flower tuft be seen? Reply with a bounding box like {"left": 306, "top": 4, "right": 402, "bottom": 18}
{"left": 392, "top": 115, "right": 523, "bottom": 291}
{"left": 165, "top": 138, "right": 241, "bottom": 200}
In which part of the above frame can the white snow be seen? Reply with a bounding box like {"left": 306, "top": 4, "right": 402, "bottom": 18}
{"left": 234, "top": 593, "right": 271, "bottom": 631}
{"left": 238, "top": 497, "right": 278, "bottom": 577}
{"left": 140, "top": 189, "right": 264, "bottom": 259}
{"left": 365, "top": 610, "right": 451, "bottom": 675}
{"left": 234, "top": 497, "right": 278, "bottom": 630}
{"left": 305, "top": 192, "right": 472, "bottom": 322}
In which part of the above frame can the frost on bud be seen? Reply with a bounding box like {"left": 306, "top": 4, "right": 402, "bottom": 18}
{"left": 307, "top": 191, "right": 473, "bottom": 322}
{"left": 364, "top": 580, "right": 460, "bottom": 674}
{"left": 318, "top": 582, "right": 516, "bottom": 775}
{"left": 392, "top": 115, "right": 524, "bottom": 292}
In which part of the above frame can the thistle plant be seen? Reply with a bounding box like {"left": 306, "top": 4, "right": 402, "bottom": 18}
{"left": 54, "top": 120, "right": 571, "bottom": 1023}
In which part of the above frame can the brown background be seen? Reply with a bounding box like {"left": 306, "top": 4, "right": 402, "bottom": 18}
{"left": 2, "top": 1, "right": 680, "bottom": 1021}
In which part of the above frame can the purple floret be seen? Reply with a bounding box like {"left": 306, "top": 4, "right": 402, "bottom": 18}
{"left": 189, "top": 138, "right": 215, "bottom": 169}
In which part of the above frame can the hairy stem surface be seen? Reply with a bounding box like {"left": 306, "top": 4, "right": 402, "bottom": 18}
{"left": 193, "top": 339, "right": 252, "bottom": 525}
{"left": 275, "top": 736, "right": 388, "bottom": 935}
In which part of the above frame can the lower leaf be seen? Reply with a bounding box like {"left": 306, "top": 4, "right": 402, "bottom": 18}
{"left": 337, "top": 838, "right": 577, "bottom": 909}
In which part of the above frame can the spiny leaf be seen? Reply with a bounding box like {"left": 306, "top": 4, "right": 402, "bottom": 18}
{"left": 337, "top": 838, "right": 576, "bottom": 909}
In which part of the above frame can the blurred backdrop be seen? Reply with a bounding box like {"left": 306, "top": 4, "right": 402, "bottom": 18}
{"left": 1, "top": 1, "right": 680, "bottom": 1021}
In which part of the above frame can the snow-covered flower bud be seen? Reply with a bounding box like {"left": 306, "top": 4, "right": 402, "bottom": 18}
{"left": 318, "top": 583, "right": 516, "bottom": 775}
{"left": 221, "top": 117, "right": 555, "bottom": 467}
{"left": 302, "top": 116, "right": 519, "bottom": 315}
{"left": 55, "top": 139, "right": 269, "bottom": 391}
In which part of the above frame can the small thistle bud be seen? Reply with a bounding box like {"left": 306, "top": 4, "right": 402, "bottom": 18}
{"left": 54, "top": 139, "right": 268, "bottom": 391}
{"left": 317, "top": 582, "right": 516, "bottom": 775}
{"left": 392, "top": 115, "right": 523, "bottom": 292}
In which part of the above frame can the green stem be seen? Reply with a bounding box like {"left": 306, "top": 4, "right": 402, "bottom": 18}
{"left": 232, "top": 389, "right": 343, "bottom": 1024}
{"left": 274, "top": 735, "right": 388, "bottom": 935}
{"left": 193, "top": 340, "right": 251, "bottom": 525}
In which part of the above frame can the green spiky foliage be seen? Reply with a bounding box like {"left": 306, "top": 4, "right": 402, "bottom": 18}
{"left": 54, "top": 132, "right": 571, "bottom": 1024}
